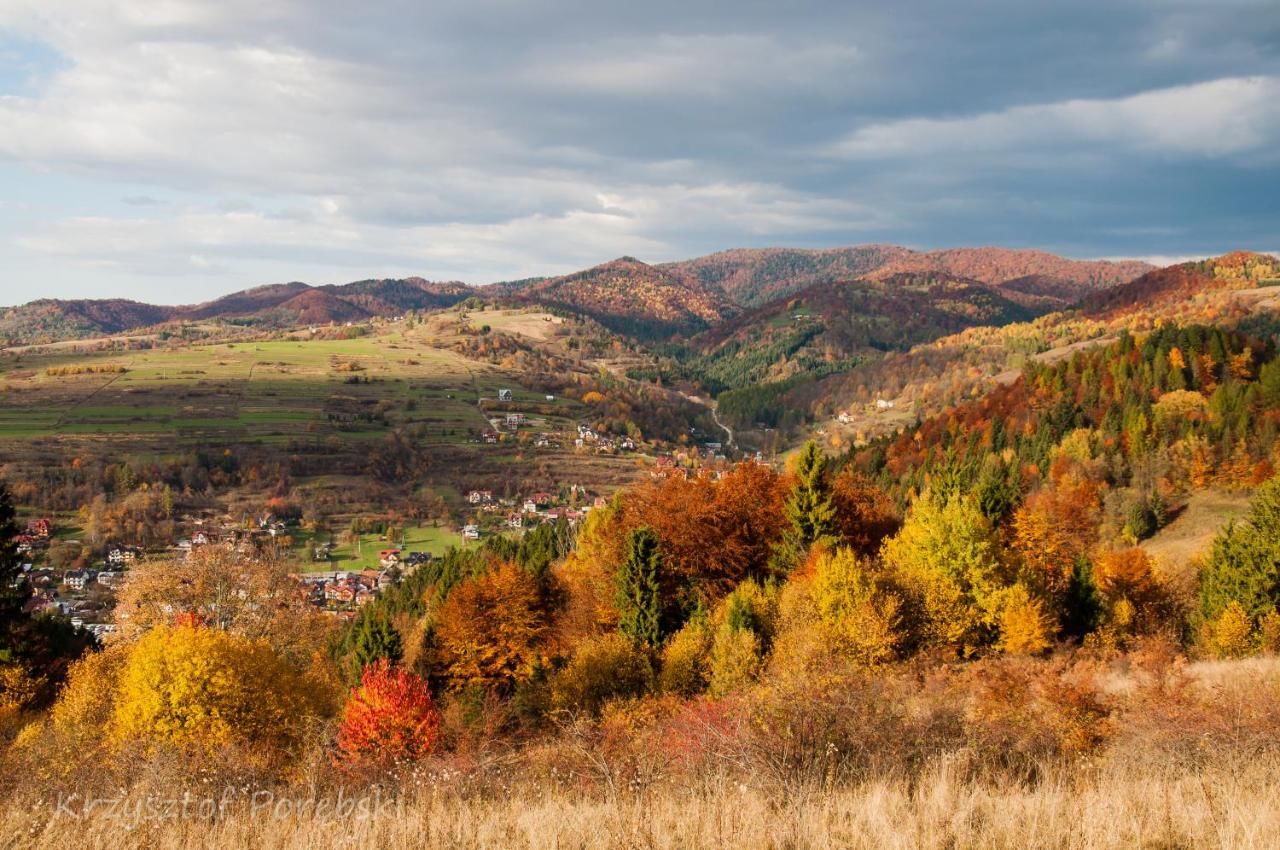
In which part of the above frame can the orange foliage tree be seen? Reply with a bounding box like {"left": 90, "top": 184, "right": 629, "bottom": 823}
{"left": 432, "top": 561, "right": 551, "bottom": 691}
{"left": 1011, "top": 471, "right": 1101, "bottom": 607}
{"left": 336, "top": 660, "right": 440, "bottom": 768}
{"left": 616, "top": 461, "right": 788, "bottom": 609}
{"left": 829, "top": 468, "right": 901, "bottom": 556}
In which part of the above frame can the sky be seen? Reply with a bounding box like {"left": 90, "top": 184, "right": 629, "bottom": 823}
{"left": 1, "top": 0, "right": 1278, "bottom": 304}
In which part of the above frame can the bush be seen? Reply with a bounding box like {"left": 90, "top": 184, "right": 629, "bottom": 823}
{"left": 658, "top": 617, "right": 711, "bottom": 697}
{"left": 111, "top": 623, "right": 325, "bottom": 754}
{"left": 335, "top": 660, "right": 440, "bottom": 769}
{"left": 996, "top": 585, "right": 1054, "bottom": 655}
{"left": 550, "top": 633, "right": 652, "bottom": 715}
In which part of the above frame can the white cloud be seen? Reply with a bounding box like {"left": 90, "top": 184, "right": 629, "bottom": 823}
{"left": 527, "top": 33, "right": 862, "bottom": 97}
{"left": 14, "top": 180, "right": 886, "bottom": 284}
{"left": 828, "top": 76, "right": 1280, "bottom": 160}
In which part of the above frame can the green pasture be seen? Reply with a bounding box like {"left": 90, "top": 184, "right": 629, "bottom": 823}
{"left": 0, "top": 331, "right": 562, "bottom": 445}
{"left": 300, "top": 525, "right": 470, "bottom": 572}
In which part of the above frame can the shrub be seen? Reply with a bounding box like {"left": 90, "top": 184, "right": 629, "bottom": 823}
{"left": 111, "top": 623, "right": 323, "bottom": 753}
{"left": 658, "top": 617, "right": 711, "bottom": 697}
{"left": 335, "top": 660, "right": 440, "bottom": 768}
{"left": 1202, "top": 601, "right": 1255, "bottom": 659}
{"left": 550, "top": 633, "right": 652, "bottom": 715}
{"left": 996, "top": 585, "right": 1054, "bottom": 655}
{"left": 708, "top": 627, "right": 762, "bottom": 697}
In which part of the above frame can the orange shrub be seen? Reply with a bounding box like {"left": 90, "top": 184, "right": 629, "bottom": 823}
{"left": 336, "top": 660, "right": 440, "bottom": 768}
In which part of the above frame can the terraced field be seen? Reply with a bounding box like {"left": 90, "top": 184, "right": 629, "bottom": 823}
{"left": 0, "top": 328, "right": 576, "bottom": 448}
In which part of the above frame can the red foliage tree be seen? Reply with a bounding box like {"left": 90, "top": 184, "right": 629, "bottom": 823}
{"left": 336, "top": 660, "right": 440, "bottom": 767}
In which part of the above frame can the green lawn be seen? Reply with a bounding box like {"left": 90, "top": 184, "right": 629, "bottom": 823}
{"left": 301, "top": 525, "right": 469, "bottom": 572}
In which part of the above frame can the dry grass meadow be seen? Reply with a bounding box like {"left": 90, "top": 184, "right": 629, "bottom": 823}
{"left": 5, "top": 759, "right": 1280, "bottom": 849}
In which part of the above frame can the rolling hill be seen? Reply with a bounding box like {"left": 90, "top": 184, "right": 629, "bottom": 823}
{"left": 663, "top": 245, "right": 1152, "bottom": 308}
{"left": 674, "top": 272, "right": 1046, "bottom": 391}
{"left": 0, "top": 278, "right": 473, "bottom": 344}
{"left": 0, "top": 244, "right": 1156, "bottom": 346}
{"left": 493, "top": 256, "right": 734, "bottom": 338}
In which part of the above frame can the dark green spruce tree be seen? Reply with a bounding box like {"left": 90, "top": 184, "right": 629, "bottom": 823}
{"left": 350, "top": 611, "right": 404, "bottom": 678}
{"left": 776, "top": 440, "right": 837, "bottom": 570}
{"left": 0, "top": 482, "right": 27, "bottom": 663}
{"left": 617, "top": 527, "right": 663, "bottom": 647}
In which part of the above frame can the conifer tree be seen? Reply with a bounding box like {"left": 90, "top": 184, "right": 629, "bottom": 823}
{"left": 1198, "top": 477, "right": 1280, "bottom": 627}
{"left": 351, "top": 612, "right": 403, "bottom": 678}
{"left": 617, "top": 527, "right": 662, "bottom": 646}
{"left": 0, "top": 483, "right": 27, "bottom": 662}
{"left": 779, "top": 441, "right": 836, "bottom": 568}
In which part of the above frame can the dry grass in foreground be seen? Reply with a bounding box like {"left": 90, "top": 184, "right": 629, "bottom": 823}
{"left": 6, "top": 759, "right": 1280, "bottom": 850}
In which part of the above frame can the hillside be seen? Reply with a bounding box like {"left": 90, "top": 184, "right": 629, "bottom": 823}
{"left": 671, "top": 273, "right": 1044, "bottom": 393}
{"left": 498, "top": 256, "right": 734, "bottom": 338}
{"left": 1085, "top": 251, "right": 1280, "bottom": 316}
{"left": 0, "top": 298, "right": 174, "bottom": 342}
{"left": 664, "top": 245, "right": 1151, "bottom": 308}
{"left": 0, "top": 278, "right": 472, "bottom": 345}
{"left": 0, "top": 245, "right": 1158, "bottom": 346}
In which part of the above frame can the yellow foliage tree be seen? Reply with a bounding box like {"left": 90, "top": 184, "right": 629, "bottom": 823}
{"left": 658, "top": 616, "right": 712, "bottom": 697}
{"left": 809, "top": 547, "right": 903, "bottom": 665}
{"left": 1204, "top": 601, "right": 1254, "bottom": 659}
{"left": 882, "top": 492, "right": 1006, "bottom": 650}
{"left": 550, "top": 633, "right": 651, "bottom": 715}
{"left": 112, "top": 624, "right": 325, "bottom": 753}
{"left": 996, "top": 585, "right": 1054, "bottom": 655}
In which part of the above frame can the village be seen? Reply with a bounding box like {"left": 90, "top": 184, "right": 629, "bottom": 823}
{"left": 8, "top": 477, "right": 632, "bottom": 634}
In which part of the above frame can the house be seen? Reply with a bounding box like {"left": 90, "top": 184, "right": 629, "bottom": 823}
{"left": 326, "top": 583, "right": 356, "bottom": 604}
{"left": 63, "top": 570, "right": 93, "bottom": 591}
{"left": 481, "top": 430, "right": 499, "bottom": 444}
{"left": 354, "top": 590, "right": 375, "bottom": 607}
{"left": 507, "top": 513, "right": 524, "bottom": 529}
{"left": 14, "top": 536, "right": 33, "bottom": 556}
{"left": 25, "top": 518, "right": 51, "bottom": 539}
{"left": 506, "top": 413, "right": 526, "bottom": 429}
{"left": 107, "top": 548, "right": 139, "bottom": 566}
{"left": 467, "top": 490, "right": 494, "bottom": 505}
{"left": 378, "top": 549, "right": 401, "bottom": 568}
{"left": 462, "top": 524, "right": 480, "bottom": 541}
{"left": 498, "top": 388, "right": 513, "bottom": 402}
{"left": 545, "top": 395, "right": 555, "bottom": 401}
{"left": 522, "top": 499, "right": 539, "bottom": 514}
{"left": 532, "top": 491, "right": 554, "bottom": 506}
{"left": 191, "top": 531, "right": 210, "bottom": 547}
{"left": 95, "top": 571, "right": 124, "bottom": 590}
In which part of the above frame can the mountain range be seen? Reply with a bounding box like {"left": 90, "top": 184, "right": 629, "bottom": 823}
{"left": 1, "top": 245, "right": 1156, "bottom": 345}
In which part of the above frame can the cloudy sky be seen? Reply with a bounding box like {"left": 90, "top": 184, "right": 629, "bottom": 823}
{"left": 1, "top": 0, "right": 1278, "bottom": 303}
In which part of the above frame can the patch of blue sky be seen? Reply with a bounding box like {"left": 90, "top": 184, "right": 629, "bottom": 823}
{"left": 0, "top": 33, "right": 68, "bottom": 96}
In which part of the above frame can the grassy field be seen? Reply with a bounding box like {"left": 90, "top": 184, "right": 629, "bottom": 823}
{"left": 0, "top": 323, "right": 583, "bottom": 447}
{"left": 296, "top": 524, "right": 470, "bottom": 572}
{"left": 8, "top": 760, "right": 1280, "bottom": 849}
{"left": 1142, "top": 489, "right": 1251, "bottom": 591}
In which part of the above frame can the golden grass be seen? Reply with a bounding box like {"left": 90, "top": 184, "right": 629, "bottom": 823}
{"left": 7, "top": 759, "right": 1280, "bottom": 850}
